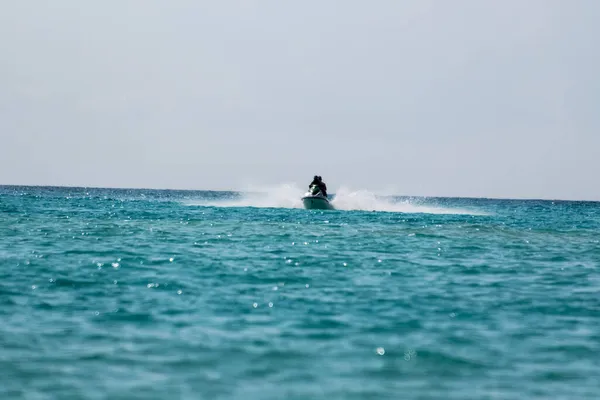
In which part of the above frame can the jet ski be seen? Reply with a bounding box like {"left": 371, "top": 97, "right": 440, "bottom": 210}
{"left": 301, "top": 184, "right": 334, "bottom": 210}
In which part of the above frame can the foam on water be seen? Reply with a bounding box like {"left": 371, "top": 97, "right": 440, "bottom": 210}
{"left": 329, "top": 186, "right": 486, "bottom": 215}
{"left": 186, "top": 184, "right": 487, "bottom": 215}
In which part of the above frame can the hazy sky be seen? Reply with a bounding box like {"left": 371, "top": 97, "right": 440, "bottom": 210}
{"left": 1, "top": 1, "right": 599, "bottom": 200}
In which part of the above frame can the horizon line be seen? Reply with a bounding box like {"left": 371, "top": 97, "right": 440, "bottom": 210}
{"left": 1, "top": 183, "right": 598, "bottom": 203}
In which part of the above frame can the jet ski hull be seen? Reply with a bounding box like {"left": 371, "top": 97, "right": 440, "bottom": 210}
{"left": 301, "top": 195, "right": 334, "bottom": 210}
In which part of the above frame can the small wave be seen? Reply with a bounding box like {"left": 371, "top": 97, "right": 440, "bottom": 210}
{"left": 183, "top": 184, "right": 487, "bottom": 216}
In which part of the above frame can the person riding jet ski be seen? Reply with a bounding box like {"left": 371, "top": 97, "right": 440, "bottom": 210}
{"left": 309, "top": 175, "right": 328, "bottom": 198}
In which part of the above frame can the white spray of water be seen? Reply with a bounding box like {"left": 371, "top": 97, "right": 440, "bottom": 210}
{"left": 184, "top": 183, "right": 487, "bottom": 216}
{"left": 206, "top": 183, "right": 305, "bottom": 209}
{"left": 329, "top": 186, "right": 486, "bottom": 215}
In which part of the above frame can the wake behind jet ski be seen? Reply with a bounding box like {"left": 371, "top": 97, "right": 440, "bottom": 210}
{"left": 301, "top": 175, "right": 334, "bottom": 210}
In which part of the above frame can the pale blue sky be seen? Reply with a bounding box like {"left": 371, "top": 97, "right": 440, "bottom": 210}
{"left": 1, "top": 1, "right": 598, "bottom": 200}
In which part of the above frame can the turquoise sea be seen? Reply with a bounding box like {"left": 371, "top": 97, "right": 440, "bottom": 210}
{"left": 1, "top": 185, "right": 599, "bottom": 399}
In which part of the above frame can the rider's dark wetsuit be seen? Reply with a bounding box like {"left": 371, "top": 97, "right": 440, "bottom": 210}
{"left": 309, "top": 176, "right": 327, "bottom": 197}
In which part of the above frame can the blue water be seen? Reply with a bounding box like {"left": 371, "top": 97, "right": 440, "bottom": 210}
{"left": 1, "top": 185, "right": 599, "bottom": 399}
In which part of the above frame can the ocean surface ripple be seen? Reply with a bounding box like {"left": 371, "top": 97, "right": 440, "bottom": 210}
{"left": 1, "top": 185, "right": 599, "bottom": 399}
